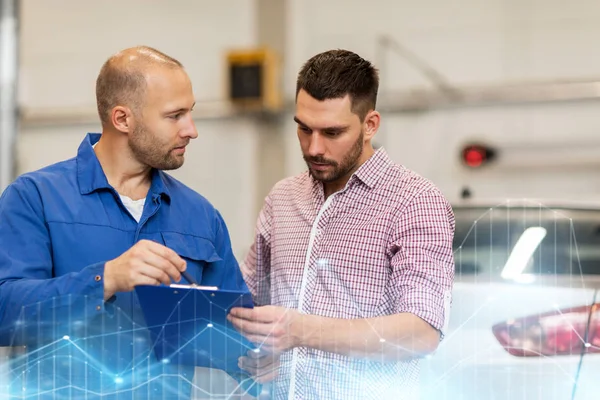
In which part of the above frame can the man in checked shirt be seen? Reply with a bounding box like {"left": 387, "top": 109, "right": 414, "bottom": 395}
{"left": 227, "top": 49, "right": 455, "bottom": 400}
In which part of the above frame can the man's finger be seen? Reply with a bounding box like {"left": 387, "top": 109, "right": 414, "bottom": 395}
{"left": 229, "top": 316, "right": 273, "bottom": 336}
{"left": 146, "top": 241, "right": 186, "bottom": 272}
{"left": 255, "top": 368, "right": 279, "bottom": 384}
{"left": 240, "top": 355, "right": 277, "bottom": 369}
{"left": 242, "top": 334, "right": 275, "bottom": 349}
{"left": 247, "top": 348, "right": 267, "bottom": 359}
{"left": 240, "top": 364, "right": 275, "bottom": 377}
{"left": 239, "top": 357, "right": 279, "bottom": 377}
{"left": 132, "top": 274, "right": 161, "bottom": 288}
{"left": 254, "top": 357, "right": 277, "bottom": 370}
{"left": 139, "top": 251, "right": 181, "bottom": 284}
{"left": 137, "top": 262, "right": 172, "bottom": 286}
{"left": 229, "top": 306, "right": 256, "bottom": 320}
{"left": 259, "top": 305, "right": 287, "bottom": 322}
{"left": 230, "top": 305, "right": 285, "bottom": 323}
{"left": 143, "top": 246, "right": 183, "bottom": 281}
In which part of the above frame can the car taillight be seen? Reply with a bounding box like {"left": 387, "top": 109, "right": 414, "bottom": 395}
{"left": 492, "top": 304, "right": 600, "bottom": 357}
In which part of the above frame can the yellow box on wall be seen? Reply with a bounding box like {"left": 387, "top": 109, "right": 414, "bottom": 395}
{"left": 225, "top": 47, "right": 282, "bottom": 113}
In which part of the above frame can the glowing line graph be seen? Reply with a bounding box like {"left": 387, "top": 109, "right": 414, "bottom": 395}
{"left": 1, "top": 199, "right": 596, "bottom": 399}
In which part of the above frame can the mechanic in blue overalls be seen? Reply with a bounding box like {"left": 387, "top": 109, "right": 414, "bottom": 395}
{"left": 0, "top": 46, "right": 249, "bottom": 399}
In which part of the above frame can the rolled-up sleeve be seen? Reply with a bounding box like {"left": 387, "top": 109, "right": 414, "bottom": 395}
{"left": 390, "top": 189, "right": 455, "bottom": 336}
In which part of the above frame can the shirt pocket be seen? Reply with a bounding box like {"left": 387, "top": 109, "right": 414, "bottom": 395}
{"left": 161, "top": 232, "right": 222, "bottom": 285}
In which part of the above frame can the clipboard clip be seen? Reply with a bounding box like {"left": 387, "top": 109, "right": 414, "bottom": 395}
{"left": 171, "top": 270, "right": 218, "bottom": 290}
{"left": 169, "top": 283, "right": 219, "bottom": 291}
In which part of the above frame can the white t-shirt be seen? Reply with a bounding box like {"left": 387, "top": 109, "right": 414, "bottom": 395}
{"left": 119, "top": 195, "right": 146, "bottom": 223}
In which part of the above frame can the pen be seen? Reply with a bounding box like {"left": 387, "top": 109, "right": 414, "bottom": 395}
{"left": 181, "top": 269, "right": 198, "bottom": 286}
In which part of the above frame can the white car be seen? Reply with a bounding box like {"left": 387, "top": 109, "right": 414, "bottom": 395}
{"left": 421, "top": 199, "right": 600, "bottom": 400}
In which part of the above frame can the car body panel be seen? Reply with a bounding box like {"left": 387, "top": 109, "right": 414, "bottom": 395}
{"left": 421, "top": 201, "right": 600, "bottom": 399}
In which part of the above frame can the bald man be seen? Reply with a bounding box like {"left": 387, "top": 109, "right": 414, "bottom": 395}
{"left": 0, "top": 46, "right": 249, "bottom": 399}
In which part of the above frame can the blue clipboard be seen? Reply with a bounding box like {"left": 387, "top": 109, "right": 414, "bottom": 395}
{"left": 135, "top": 284, "right": 264, "bottom": 396}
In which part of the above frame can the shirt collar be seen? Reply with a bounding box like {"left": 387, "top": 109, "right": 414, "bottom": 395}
{"left": 76, "top": 133, "right": 171, "bottom": 202}
{"left": 352, "top": 147, "right": 393, "bottom": 189}
{"left": 309, "top": 147, "right": 393, "bottom": 203}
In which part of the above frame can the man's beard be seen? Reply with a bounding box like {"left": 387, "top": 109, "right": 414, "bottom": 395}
{"left": 304, "top": 130, "right": 364, "bottom": 183}
{"left": 129, "top": 124, "right": 187, "bottom": 171}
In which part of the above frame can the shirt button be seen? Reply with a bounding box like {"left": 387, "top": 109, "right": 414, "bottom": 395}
{"left": 94, "top": 275, "right": 102, "bottom": 282}
{"left": 96, "top": 305, "right": 101, "bottom": 311}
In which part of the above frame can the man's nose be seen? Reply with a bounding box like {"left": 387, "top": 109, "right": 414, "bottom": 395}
{"left": 307, "top": 132, "right": 326, "bottom": 157}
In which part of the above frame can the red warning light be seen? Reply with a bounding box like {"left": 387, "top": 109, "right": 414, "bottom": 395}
{"left": 461, "top": 144, "right": 496, "bottom": 168}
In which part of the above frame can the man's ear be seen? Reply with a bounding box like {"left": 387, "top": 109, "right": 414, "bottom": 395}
{"left": 363, "top": 110, "right": 381, "bottom": 141}
{"left": 111, "top": 106, "right": 133, "bottom": 134}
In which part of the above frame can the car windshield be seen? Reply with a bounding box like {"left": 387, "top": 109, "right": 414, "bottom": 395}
{"left": 453, "top": 202, "right": 600, "bottom": 278}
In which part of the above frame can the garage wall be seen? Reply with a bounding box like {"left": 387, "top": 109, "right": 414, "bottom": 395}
{"left": 16, "top": 0, "right": 600, "bottom": 255}
{"left": 284, "top": 0, "right": 600, "bottom": 204}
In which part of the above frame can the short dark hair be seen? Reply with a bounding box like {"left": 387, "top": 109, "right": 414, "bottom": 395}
{"left": 296, "top": 49, "right": 379, "bottom": 121}
{"left": 95, "top": 46, "right": 183, "bottom": 126}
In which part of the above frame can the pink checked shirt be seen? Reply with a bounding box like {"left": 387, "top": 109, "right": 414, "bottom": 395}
{"left": 241, "top": 148, "right": 455, "bottom": 400}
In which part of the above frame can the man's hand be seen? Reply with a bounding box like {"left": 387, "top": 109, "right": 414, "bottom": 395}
{"left": 103, "top": 239, "right": 186, "bottom": 300}
{"left": 228, "top": 306, "right": 303, "bottom": 354}
{"left": 238, "top": 349, "right": 280, "bottom": 383}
